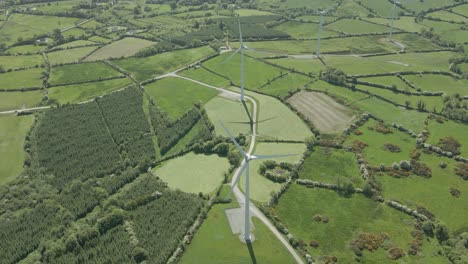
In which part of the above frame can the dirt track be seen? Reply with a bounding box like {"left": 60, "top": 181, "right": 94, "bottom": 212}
{"left": 288, "top": 91, "right": 356, "bottom": 134}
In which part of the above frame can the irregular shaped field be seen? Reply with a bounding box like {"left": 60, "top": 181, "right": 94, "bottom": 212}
{"left": 0, "top": 114, "right": 34, "bottom": 184}
{"left": 84, "top": 37, "right": 155, "bottom": 61}
{"left": 288, "top": 91, "right": 357, "bottom": 134}
{"left": 205, "top": 96, "right": 251, "bottom": 137}
{"left": 47, "top": 46, "right": 98, "bottom": 65}
{"left": 155, "top": 152, "right": 230, "bottom": 194}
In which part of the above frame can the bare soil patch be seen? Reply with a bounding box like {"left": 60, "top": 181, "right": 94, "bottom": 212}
{"left": 287, "top": 91, "right": 357, "bottom": 134}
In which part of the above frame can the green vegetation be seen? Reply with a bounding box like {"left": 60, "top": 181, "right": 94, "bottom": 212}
{"left": 48, "top": 78, "right": 131, "bottom": 104}
{"left": 0, "top": 68, "right": 43, "bottom": 89}
{"left": 300, "top": 147, "right": 363, "bottom": 187}
{"left": 180, "top": 202, "right": 296, "bottom": 264}
{"left": 0, "top": 114, "right": 33, "bottom": 185}
{"left": 204, "top": 96, "right": 251, "bottom": 137}
{"left": 114, "top": 46, "right": 216, "bottom": 81}
{"left": 0, "top": 90, "right": 43, "bottom": 112}
{"left": 0, "top": 55, "right": 44, "bottom": 70}
{"left": 47, "top": 47, "right": 98, "bottom": 65}
{"left": 145, "top": 77, "right": 218, "bottom": 120}
{"left": 327, "top": 18, "right": 392, "bottom": 34}
{"left": 155, "top": 152, "right": 230, "bottom": 194}
{"left": 426, "top": 119, "right": 468, "bottom": 156}
{"left": 84, "top": 37, "right": 155, "bottom": 61}
{"left": 49, "top": 62, "right": 121, "bottom": 85}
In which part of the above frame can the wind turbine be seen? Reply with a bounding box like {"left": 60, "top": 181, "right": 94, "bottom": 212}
{"left": 223, "top": 16, "right": 253, "bottom": 126}
{"left": 389, "top": 0, "right": 400, "bottom": 41}
{"left": 221, "top": 122, "right": 295, "bottom": 243}
{"left": 316, "top": 10, "right": 326, "bottom": 59}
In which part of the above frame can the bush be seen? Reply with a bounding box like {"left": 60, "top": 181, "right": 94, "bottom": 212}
{"left": 455, "top": 163, "right": 468, "bottom": 180}
{"left": 383, "top": 143, "right": 401, "bottom": 153}
{"left": 437, "top": 137, "right": 461, "bottom": 155}
{"left": 388, "top": 247, "right": 405, "bottom": 260}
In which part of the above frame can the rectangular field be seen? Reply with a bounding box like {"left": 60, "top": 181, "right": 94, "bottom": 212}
{"left": 0, "top": 55, "right": 44, "bottom": 70}
{"left": 47, "top": 46, "right": 98, "bottom": 65}
{"left": 49, "top": 62, "right": 121, "bottom": 85}
{"left": 0, "top": 68, "right": 43, "bottom": 90}
{"left": 84, "top": 37, "right": 155, "bottom": 61}
{"left": 0, "top": 90, "right": 43, "bottom": 112}
{"left": 288, "top": 91, "right": 357, "bottom": 134}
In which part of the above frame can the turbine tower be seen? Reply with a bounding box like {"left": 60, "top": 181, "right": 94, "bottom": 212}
{"left": 223, "top": 16, "right": 253, "bottom": 126}
{"left": 221, "top": 122, "right": 294, "bottom": 242}
{"left": 389, "top": 1, "right": 400, "bottom": 41}
{"left": 316, "top": 10, "right": 326, "bottom": 58}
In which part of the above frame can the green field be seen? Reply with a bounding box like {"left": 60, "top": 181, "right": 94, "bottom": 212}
{"left": 0, "top": 90, "right": 43, "bottom": 112}
{"left": 404, "top": 74, "right": 468, "bottom": 95}
{"left": 275, "top": 184, "right": 446, "bottom": 263}
{"left": 48, "top": 78, "right": 131, "bottom": 104}
{"left": 155, "top": 152, "right": 230, "bottom": 194}
{"left": 300, "top": 147, "right": 363, "bottom": 187}
{"left": 113, "top": 46, "right": 216, "bottom": 81}
{"left": 180, "top": 67, "right": 231, "bottom": 88}
{"left": 245, "top": 90, "right": 313, "bottom": 141}
{"left": 357, "top": 0, "right": 405, "bottom": 17}
{"left": 144, "top": 77, "right": 218, "bottom": 120}
{"left": 427, "top": 10, "right": 467, "bottom": 23}
{"left": 180, "top": 201, "right": 297, "bottom": 264}
{"left": 0, "top": 55, "right": 44, "bottom": 70}
{"left": 239, "top": 142, "right": 306, "bottom": 202}
{"left": 5, "top": 44, "right": 45, "bottom": 55}
{"left": 49, "top": 62, "right": 121, "bottom": 85}
{"left": 84, "top": 37, "right": 155, "bottom": 61}
{"left": 53, "top": 40, "right": 97, "bottom": 49}
{"left": 359, "top": 76, "right": 412, "bottom": 91}
{"left": 327, "top": 19, "right": 392, "bottom": 34}
{"left": 0, "top": 68, "right": 43, "bottom": 89}
{"left": 0, "top": 114, "right": 34, "bottom": 185}
{"left": 47, "top": 46, "right": 98, "bottom": 65}
{"left": 365, "top": 17, "right": 428, "bottom": 33}
{"left": 264, "top": 57, "right": 326, "bottom": 74}
{"left": 426, "top": 119, "right": 468, "bottom": 156}
{"left": 205, "top": 96, "right": 251, "bottom": 137}
{"left": 343, "top": 119, "right": 415, "bottom": 166}
{"left": 274, "top": 21, "right": 338, "bottom": 39}
{"left": 379, "top": 153, "right": 468, "bottom": 233}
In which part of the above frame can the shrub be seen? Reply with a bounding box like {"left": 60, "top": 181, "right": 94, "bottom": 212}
{"left": 388, "top": 247, "right": 405, "bottom": 260}
{"left": 412, "top": 161, "right": 432, "bottom": 178}
{"left": 455, "top": 163, "right": 468, "bottom": 180}
{"left": 309, "top": 240, "right": 320, "bottom": 248}
{"left": 383, "top": 143, "right": 401, "bottom": 153}
{"left": 351, "top": 140, "right": 368, "bottom": 153}
{"left": 399, "top": 160, "right": 412, "bottom": 171}
{"left": 437, "top": 137, "right": 461, "bottom": 155}
{"left": 374, "top": 122, "right": 393, "bottom": 134}
{"left": 450, "top": 187, "right": 461, "bottom": 198}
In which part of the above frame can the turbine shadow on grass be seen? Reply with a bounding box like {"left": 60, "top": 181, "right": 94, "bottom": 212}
{"left": 227, "top": 116, "right": 278, "bottom": 125}
{"left": 246, "top": 241, "right": 257, "bottom": 264}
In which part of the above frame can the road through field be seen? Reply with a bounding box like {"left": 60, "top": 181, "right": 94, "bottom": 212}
{"left": 169, "top": 73, "right": 306, "bottom": 264}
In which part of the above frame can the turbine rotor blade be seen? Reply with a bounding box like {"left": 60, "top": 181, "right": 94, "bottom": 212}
{"left": 251, "top": 154, "right": 297, "bottom": 160}
{"left": 220, "top": 121, "right": 247, "bottom": 157}
{"left": 222, "top": 48, "right": 241, "bottom": 64}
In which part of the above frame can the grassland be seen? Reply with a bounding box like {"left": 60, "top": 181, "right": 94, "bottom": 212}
{"left": 0, "top": 114, "right": 34, "bottom": 185}
{"left": 48, "top": 78, "right": 131, "bottom": 104}
{"left": 47, "top": 46, "right": 98, "bottom": 65}
{"left": 155, "top": 153, "right": 229, "bottom": 194}
{"left": 144, "top": 77, "right": 218, "bottom": 120}
{"left": 274, "top": 21, "right": 338, "bottom": 39}
{"left": 404, "top": 74, "right": 468, "bottom": 95}
{"left": 180, "top": 67, "right": 231, "bottom": 88}
{"left": 357, "top": 0, "right": 405, "bottom": 17}
{"left": 379, "top": 153, "right": 468, "bottom": 233}
{"left": 343, "top": 119, "right": 415, "bottom": 166}
{"left": 113, "top": 46, "right": 216, "bottom": 81}
{"left": 0, "top": 55, "right": 44, "bottom": 70}
{"left": 359, "top": 76, "right": 412, "bottom": 91}
{"left": 49, "top": 62, "right": 121, "bottom": 85}
{"left": 203, "top": 52, "right": 283, "bottom": 90}
{"left": 53, "top": 40, "right": 97, "bottom": 49}
{"left": 204, "top": 96, "right": 251, "bottom": 137}
{"left": 180, "top": 202, "right": 296, "bottom": 264}
{"left": 260, "top": 72, "right": 313, "bottom": 98}
{"left": 84, "top": 37, "right": 155, "bottom": 61}
{"left": 0, "top": 91, "right": 43, "bottom": 112}
{"left": 245, "top": 90, "right": 313, "bottom": 141}
{"left": 426, "top": 119, "right": 468, "bottom": 156}
{"left": 239, "top": 142, "right": 306, "bottom": 202}
{"left": 264, "top": 57, "right": 326, "bottom": 74}
{"left": 0, "top": 68, "right": 43, "bottom": 89}
{"left": 327, "top": 19, "right": 392, "bottom": 34}
{"left": 365, "top": 17, "right": 428, "bottom": 33}
{"left": 5, "top": 44, "right": 45, "bottom": 55}
{"left": 427, "top": 10, "right": 467, "bottom": 23}
{"left": 300, "top": 147, "right": 363, "bottom": 187}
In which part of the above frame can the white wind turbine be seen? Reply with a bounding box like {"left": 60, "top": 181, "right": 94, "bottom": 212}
{"left": 316, "top": 10, "right": 326, "bottom": 58}
{"left": 389, "top": 0, "right": 400, "bottom": 41}
{"left": 221, "top": 122, "right": 295, "bottom": 242}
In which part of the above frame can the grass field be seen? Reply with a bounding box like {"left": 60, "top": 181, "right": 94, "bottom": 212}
{"left": 359, "top": 76, "right": 413, "bottom": 91}
{"left": 113, "top": 46, "right": 216, "bottom": 81}
{"left": 180, "top": 67, "right": 231, "bottom": 88}
{"left": 88, "top": 35, "right": 112, "bottom": 44}
{"left": 239, "top": 142, "right": 306, "bottom": 202}
{"left": 288, "top": 91, "right": 357, "bottom": 134}
{"left": 246, "top": 90, "right": 313, "bottom": 141}
{"left": 0, "top": 114, "right": 34, "bottom": 185}
{"left": 379, "top": 153, "right": 468, "bottom": 233}
{"left": 203, "top": 52, "right": 283, "bottom": 90}
{"left": 275, "top": 184, "right": 445, "bottom": 263}
{"left": 49, "top": 62, "right": 121, "bottom": 85}
{"left": 47, "top": 46, "right": 98, "bottom": 65}
{"left": 343, "top": 119, "right": 415, "bottom": 166}
{"left": 365, "top": 17, "right": 428, "bottom": 33}
{"left": 48, "top": 78, "right": 131, "bottom": 104}
{"left": 357, "top": 0, "right": 405, "bottom": 17}
{"left": 426, "top": 119, "right": 468, "bottom": 157}
{"left": 84, "top": 37, "right": 155, "bottom": 61}
{"left": 274, "top": 21, "right": 338, "bottom": 39}
{"left": 144, "top": 77, "right": 218, "bottom": 120}
{"left": 180, "top": 201, "right": 297, "bottom": 264}
{"left": 155, "top": 152, "right": 230, "bottom": 194}
{"left": 327, "top": 19, "right": 392, "bottom": 34}
{"left": 0, "top": 55, "right": 44, "bottom": 70}
{"left": 0, "top": 90, "right": 43, "bottom": 112}
{"left": 0, "top": 68, "right": 43, "bottom": 89}
{"left": 259, "top": 72, "right": 313, "bottom": 98}
{"left": 427, "top": 10, "right": 467, "bottom": 23}
{"left": 336, "top": 0, "right": 372, "bottom": 17}
{"left": 264, "top": 57, "right": 326, "bottom": 74}
{"left": 53, "top": 40, "right": 97, "bottom": 49}
{"left": 403, "top": 0, "right": 457, "bottom": 12}
{"left": 404, "top": 74, "right": 468, "bottom": 95}
{"left": 300, "top": 147, "right": 364, "bottom": 187}
{"left": 5, "top": 44, "right": 45, "bottom": 55}
{"left": 205, "top": 96, "right": 251, "bottom": 137}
